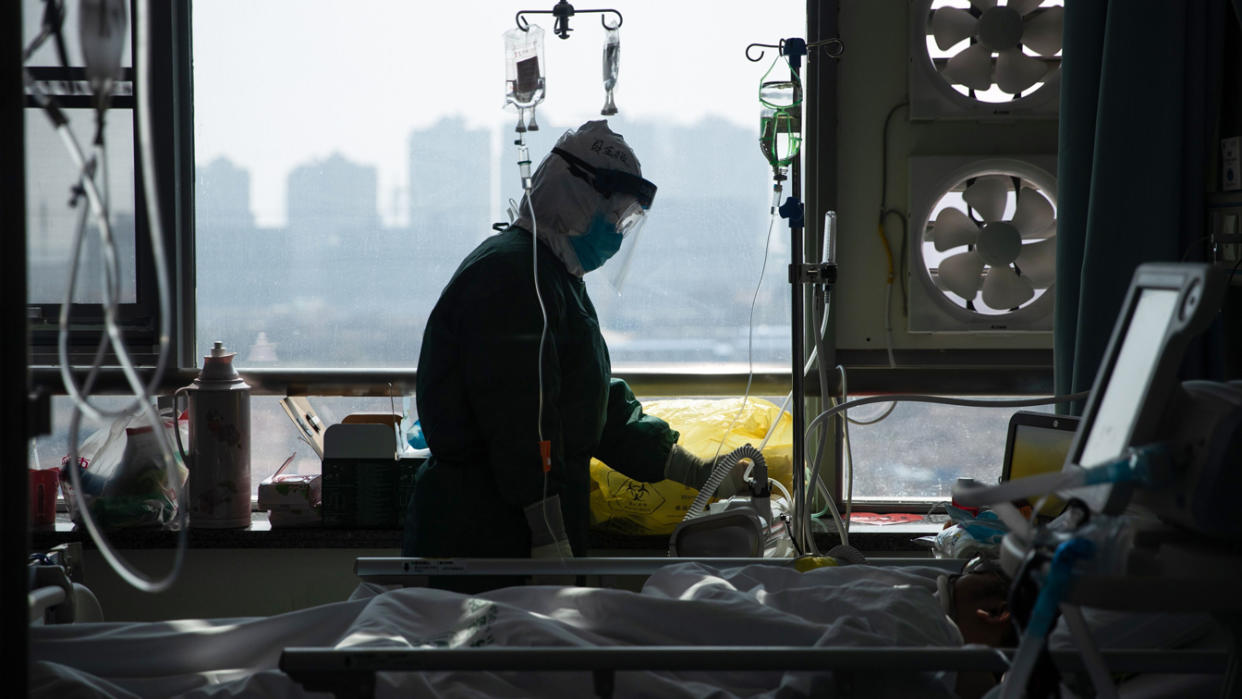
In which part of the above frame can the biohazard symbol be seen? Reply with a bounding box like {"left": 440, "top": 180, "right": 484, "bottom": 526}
{"left": 604, "top": 472, "right": 665, "bottom": 514}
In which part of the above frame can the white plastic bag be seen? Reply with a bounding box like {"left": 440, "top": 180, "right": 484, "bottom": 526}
{"left": 61, "top": 409, "right": 188, "bottom": 529}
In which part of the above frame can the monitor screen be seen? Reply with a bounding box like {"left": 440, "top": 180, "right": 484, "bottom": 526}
{"left": 1009, "top": 421, "right": 1077, "bottom": 516}
{"left": 1077, "top": 288, "right": 1179, "bottom": 469}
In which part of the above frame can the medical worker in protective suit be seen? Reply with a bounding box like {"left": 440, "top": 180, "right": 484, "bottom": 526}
{"left": 404, "top": 121, "right": 747, "bottom": 590}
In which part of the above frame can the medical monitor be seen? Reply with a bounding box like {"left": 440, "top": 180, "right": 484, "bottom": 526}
{"left": 1001, "top": 411, "right": 1079, "bottom": 516}
{"left": 1060, "top": 263, "right": 1225, "bottom": 515}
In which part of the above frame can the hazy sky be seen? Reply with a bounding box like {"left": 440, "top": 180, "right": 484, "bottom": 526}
{"left": 191, "top": 1, "right": 805, "bottom": 227}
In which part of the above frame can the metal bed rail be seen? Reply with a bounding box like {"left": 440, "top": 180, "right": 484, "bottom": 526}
{"left": 279, "top": 645, "right": 1229, "bottom": 699}
{"left": 353, "top": 556, "right": 966, "bottom": 583}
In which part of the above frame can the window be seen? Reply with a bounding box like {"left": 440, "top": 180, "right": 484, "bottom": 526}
{"left": 23, "top": 0, "right": 150, "bottom": 356}
{"left": 845, "top": 399, "right": 1053, "bottom": 502}
{"left": 191, "top": 1, "right": 804, "bottom": 371}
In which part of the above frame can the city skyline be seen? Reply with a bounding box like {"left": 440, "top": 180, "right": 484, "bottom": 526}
{"left": 194, "top": 115, "right": 792, "bottom": 371}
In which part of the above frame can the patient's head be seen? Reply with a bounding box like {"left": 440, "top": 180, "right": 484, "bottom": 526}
{"left": 952, "top": 569, "right": 1015, "bottom": 646}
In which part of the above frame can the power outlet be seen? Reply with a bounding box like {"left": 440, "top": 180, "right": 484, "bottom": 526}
{"left": 1211, "top": 206, "right": 1242, "bottom": 262}
{"left": 1224, "top": 136, "right": 1241, "bottom": 192}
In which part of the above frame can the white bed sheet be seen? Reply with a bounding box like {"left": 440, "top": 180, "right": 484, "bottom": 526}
{"left": 31, "top": 562, "right": 965, "bottom": 699}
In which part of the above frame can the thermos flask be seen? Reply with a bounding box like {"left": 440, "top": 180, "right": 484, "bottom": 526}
{"left": 175, "top": 341, "right": 251, "bottom": 528}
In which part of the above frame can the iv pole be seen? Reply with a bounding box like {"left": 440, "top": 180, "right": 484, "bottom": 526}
{"left": 747, "top": 37, "right": 842, "bottom": 553}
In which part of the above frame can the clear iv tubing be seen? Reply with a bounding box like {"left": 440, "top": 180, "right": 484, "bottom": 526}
{"left": 683, "top": 184, "right": 782, "bottom": 523}
{"left": 753, "top": 209, "right": 845, "bottom": 550}
{"left": 516, "top": 135, "right": 562, "bottom": 554}
{"left": 53, "top": 0, "right": 186, "bottom": 593}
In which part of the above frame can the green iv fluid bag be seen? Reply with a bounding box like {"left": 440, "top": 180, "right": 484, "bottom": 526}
{"left": 758, "top": 56, "right": 803, "bottom": 170}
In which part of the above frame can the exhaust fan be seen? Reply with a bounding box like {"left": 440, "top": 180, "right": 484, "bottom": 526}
{"left": 910, "top": 0, "right": 1064, "bottom": 119}
{"left": 909, "top": 156, "right": 1057, "bottom": 333}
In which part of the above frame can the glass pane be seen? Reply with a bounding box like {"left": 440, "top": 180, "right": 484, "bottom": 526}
{"left": 193, "top": 1, "right": 802, "bottom": 368}
{"left": 22, "top": 0, "right": 134, "bottom": 68}
{"left": 843, "top": 399, "right": 1054, "bottom": 501}
{"left": 26, "top": 108, "right": 137, "bottom": 304}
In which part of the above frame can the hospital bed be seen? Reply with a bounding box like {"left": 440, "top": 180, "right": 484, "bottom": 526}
{"left": 276, "top": 556, "right": 1235, "bottom": 699}
{"left": 277, "top": 262, "right": 1242, "bottom": 698}
{"left": 30, "top": 263, "right": 1242, "bottom": 698}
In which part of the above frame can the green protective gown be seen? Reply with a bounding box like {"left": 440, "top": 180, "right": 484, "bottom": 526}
{"left": 404, "top": 226, "right": 679, "bottom": 561}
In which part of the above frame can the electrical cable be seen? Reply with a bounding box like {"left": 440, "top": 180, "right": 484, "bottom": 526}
{"left": 856, "top": 103, "right": 908, "bottom": 427}
{"left": 806, "top": 392, "right": 1090, "bottom": 440}
{"left": 884, "top": 208, "right": 910, "bottom": 318}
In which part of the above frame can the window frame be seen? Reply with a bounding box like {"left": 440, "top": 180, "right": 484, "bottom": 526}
{"left": 25, "top": 1, "right": 195, "bottom": 371}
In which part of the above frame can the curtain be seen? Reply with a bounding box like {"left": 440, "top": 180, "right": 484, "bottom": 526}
{"left": 1054, "top": 0, "right": 1234, "bottom": 413}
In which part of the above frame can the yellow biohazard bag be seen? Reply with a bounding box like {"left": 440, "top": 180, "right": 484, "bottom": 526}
{"left": 589, "top": 397, "right": 793, "bottom": 536}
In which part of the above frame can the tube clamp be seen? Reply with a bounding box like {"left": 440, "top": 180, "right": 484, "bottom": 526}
{"left": 789, "top": 263, "right": 837, "bottom": 285}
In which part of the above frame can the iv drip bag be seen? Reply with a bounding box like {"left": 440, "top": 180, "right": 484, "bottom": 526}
{"left": 504, "top": 25, "right": 546, "bottom": 132}
{"left": 600, "top": 26, "right": 620, "bottom": 115}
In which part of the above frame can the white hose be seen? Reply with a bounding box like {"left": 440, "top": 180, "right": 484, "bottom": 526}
{"left": 684, "top": 444, "right": 765, "bottom": 520}
{"left": 51, "top": 0, "right": 186, "bottom": 593}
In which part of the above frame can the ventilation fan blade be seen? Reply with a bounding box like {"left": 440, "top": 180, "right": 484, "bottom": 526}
{"left": 942, "top": 44, "right": 994, "bottom": 92}
{"left": 1016, "top": 236, "right": 1056, "bottom": 288}
{"left": 933, "top": 207, "right": 980, "bottom": 251}
{"left": 931, "top": 7, "right": 978, "bottom": 51}
{"left": 996, "top": 48, "right": 1047, "bottom": 94}
{"left": 963, "top": 176, "right": 1010, "bottom": 223}
{"left": 1023, "top": 6, "right": 1064, "bottom": 57}
{"left": 1007, "top": 0, "right": 1043, "bottom": 15}
{"left": 969, "top": 0, "right": 998, "bottom": 11}
{"left": 939, "top": 250, "right": 985, "bottom": 300}
{"left": 1010, "top": 187, "right": 1055, "bottom": 238}
{"left": 982, "top": 265, "right": 1035, "bottom": 309}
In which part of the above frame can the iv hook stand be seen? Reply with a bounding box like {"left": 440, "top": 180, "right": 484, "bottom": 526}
{"left": 746, "top": 38, "right": 844, "bottom": 63}
{"left": 516, "top": 2, "right": 622, "bottom": 40}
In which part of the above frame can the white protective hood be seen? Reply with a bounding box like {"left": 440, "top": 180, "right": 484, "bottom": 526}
{"left": 514, "top": 120, "right": 644, "bottom": 277}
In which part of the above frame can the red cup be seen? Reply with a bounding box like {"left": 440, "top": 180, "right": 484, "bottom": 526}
{"left": 29, "top": 468, "right": 60, "bottom": 526}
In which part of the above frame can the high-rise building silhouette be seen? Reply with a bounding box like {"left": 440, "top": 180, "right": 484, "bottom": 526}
{"left": 197, "top": 156, "right": 255, "bottom": 232}
{"left": 287, "top": 152, "right": 379, "bottom": 235}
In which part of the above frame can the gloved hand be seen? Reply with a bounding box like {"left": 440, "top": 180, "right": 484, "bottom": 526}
{"left": 524, "top": 494, "right": 574, "bottom": 559}
{"left": 663, "top": 444, "right": 749, "bottom": 498}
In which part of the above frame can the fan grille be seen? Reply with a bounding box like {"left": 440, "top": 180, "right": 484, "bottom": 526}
{"left": 923, "top": 0, "right": 1064, "bottom": 106}
{"left": 922, "top": 172, "right": 1057, "bottom": 316}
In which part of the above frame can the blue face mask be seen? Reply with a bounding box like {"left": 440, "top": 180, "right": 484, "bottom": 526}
{"left": 569, "top": 214, "right": 623, "bottom": 273}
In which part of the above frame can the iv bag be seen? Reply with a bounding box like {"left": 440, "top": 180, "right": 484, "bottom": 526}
{"left": 600, "top": 26, "right": 620, "bottom": 116}
{"left": 505, "top": 25, "right": 546, "bottom": 132}
{"left": 757, "top": 53, "right": 804, "bottom": 170}
{"left": 760, "top": 104, "right": 802, "bottom": 168}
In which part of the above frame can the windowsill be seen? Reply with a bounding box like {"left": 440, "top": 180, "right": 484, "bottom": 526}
{"left": 32, "top": 512, "right": 950, "bottom": 554}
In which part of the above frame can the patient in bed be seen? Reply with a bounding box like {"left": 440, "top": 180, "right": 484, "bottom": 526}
{"left": 31, "top": 562, "right": 1015, "bottom": 699}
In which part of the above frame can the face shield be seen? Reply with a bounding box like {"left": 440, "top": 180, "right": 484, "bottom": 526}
{"left": 605, "top": 198, "right": 648, "bottom": 292}
{"left": 552, "top": 147, "right": 656, "bottom": 292}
